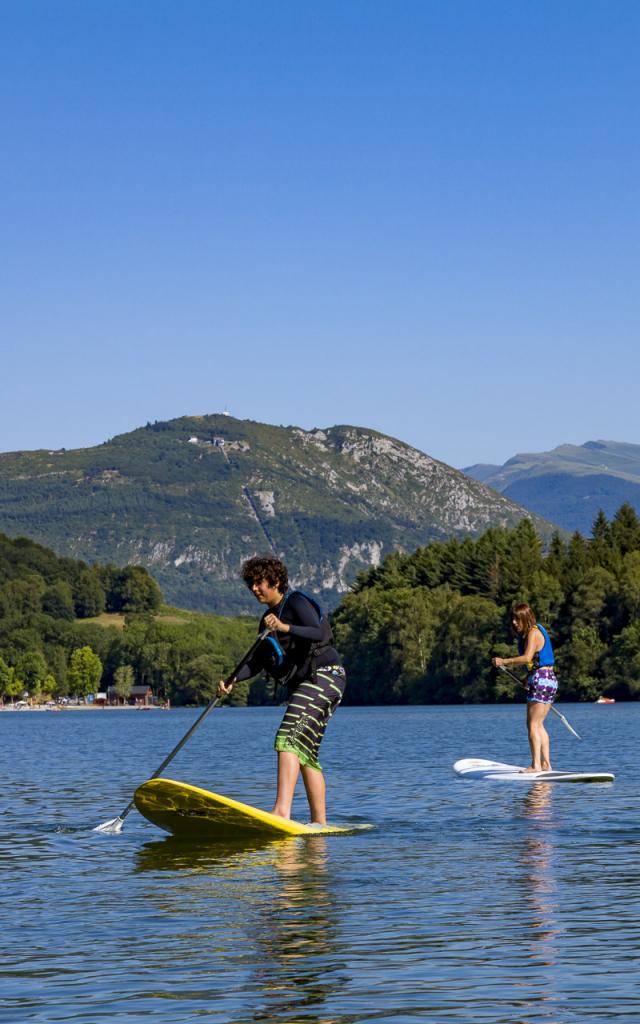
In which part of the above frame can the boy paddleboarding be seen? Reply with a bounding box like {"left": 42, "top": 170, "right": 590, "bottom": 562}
{"left": 218, "top": 557, "right": 345, "bottom": 825}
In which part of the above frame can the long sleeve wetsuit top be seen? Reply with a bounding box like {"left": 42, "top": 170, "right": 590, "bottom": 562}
{"left": 235, "top": 591, "right": 341, "bottom": 687}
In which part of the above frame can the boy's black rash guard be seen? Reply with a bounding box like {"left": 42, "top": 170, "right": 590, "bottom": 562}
{"left": 235, "top": 592, "right": 341, "bottom": 687}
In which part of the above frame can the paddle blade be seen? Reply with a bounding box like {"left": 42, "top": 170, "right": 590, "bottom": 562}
{"left": 93, "top": 816, "right": 125, "bottom": 834}
{"left": 552, "top": 707, "right": 582, "bottom": 740}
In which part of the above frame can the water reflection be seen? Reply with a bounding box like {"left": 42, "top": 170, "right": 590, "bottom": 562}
{"left": 247, "top": 836, "right": 348, "bottom": 1022}
{"left": 135, "top": 835, "right": 347, "bottom": 1022}
{"left": 134, "top": 834, "right": 287, "bottom": 873}
{"left": 515, "top": 785, "right": 562, "bottom": 1023}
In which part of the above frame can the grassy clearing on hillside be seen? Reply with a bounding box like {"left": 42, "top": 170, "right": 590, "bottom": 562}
{"left": 75, "top": 612, "right": 127, "bottom": 629}
{"left": 74, "top": 605, "right": 213, "bottom": 629}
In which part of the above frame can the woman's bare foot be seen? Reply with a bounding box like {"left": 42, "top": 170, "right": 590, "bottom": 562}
{"left": 520, "top": 765, "right": 542, "bottom": 773}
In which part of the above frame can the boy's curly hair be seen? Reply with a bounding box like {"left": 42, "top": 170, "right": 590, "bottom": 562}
{"left": 241, "top": 556, "right": 289, "bottom": 593}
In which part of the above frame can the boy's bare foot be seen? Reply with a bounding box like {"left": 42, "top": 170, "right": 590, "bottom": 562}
{"left": 270, "top": 808, "right": 291, "bottom": 820}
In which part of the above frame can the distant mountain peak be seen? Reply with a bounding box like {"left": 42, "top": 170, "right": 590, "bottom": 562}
{"left": 463, "top": 439, "right": 640, "bottom": 535}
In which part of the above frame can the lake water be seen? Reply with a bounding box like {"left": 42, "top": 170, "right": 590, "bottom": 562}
{"left": 1, "top": 703, "right": 638, "bottom": 1024}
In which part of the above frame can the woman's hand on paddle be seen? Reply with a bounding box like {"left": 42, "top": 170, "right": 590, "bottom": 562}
{"left": 264, "top": 613, "right": 290, "bottom": 632}
{"left": 217, "top": 679, "right": 234, "bottom": 698}
{"left": 492, "top": 657, "right": 505, "bottom": 667}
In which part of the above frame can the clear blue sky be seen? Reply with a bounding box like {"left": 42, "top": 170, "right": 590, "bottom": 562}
{"left": 2, "top": 0, "right": 639, "bottom": 468}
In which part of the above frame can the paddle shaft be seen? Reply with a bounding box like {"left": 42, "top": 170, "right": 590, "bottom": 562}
{"left": 498, "top": 664, "right": 582, "bottom": 739}
{"left": 106, "top": 629, "right": 271, "bottom": 826}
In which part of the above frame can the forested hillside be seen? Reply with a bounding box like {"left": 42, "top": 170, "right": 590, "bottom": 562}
{"left": 0, "top": 414, "right": 552, "bottom": 613}
{"left": 333, "top": 504, "right": 640, "bottom": 704}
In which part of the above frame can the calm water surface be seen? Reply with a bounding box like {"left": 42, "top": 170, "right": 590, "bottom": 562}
{"left": 0, "top": 703, "right": 638, "bottom": 1023}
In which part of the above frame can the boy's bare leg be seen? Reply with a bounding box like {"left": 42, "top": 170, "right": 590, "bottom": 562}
{"left": 271, "top": 751, "right": 300, "bottom": 819}
{"left": 301, "top": 764, "right": 326, "bottom": 825}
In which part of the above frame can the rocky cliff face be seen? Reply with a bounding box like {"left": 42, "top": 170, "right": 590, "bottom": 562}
{"left": 0, "top": 414, "right": 551, "bottom": 612}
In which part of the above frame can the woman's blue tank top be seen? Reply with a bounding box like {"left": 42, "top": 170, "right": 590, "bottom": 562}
{"left": 518, "top": 624, "right": 555, "bottom": 668}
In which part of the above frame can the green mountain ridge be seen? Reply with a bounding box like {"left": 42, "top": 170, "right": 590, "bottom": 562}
{"left": 0, "top": 414, "right": 552, "bottom": 613}
{"left": 464, "top": 440, "right": 640, "bottom": 534}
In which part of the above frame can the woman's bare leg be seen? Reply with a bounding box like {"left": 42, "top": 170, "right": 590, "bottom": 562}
{"left": 522, "top": 702, "right": 552, "bottom": 772}
{"left": 538, "top": 706, "right": 552, "bottom": 770}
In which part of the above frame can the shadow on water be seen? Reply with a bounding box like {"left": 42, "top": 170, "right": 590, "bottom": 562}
{"left": 134, "top": 833, "right": 292, "bottom": 872}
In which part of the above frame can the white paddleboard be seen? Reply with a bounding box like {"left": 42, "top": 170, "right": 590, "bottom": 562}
{"left": 454, "top": 758, "right": 614, "bottom": 784}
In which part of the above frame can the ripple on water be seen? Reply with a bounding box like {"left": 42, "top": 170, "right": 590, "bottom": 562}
{"left": 0, "top": 704, "right": 638, "bottom": 1022}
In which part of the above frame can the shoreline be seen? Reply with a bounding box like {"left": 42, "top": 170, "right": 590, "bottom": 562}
{"left": 0, "top": 704, "right": 169, "bottom": 712}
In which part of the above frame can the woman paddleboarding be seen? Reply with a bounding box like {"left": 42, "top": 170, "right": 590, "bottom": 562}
{"left": 217, "top": 557, "right": 345, "bottom": 825}
{"left": 492, "top": 603, "right": 558, "bottom": 773}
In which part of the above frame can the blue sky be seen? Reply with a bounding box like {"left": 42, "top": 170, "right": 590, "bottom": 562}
{"left": 2, "top": 0, "right": 639, "bottom": 468}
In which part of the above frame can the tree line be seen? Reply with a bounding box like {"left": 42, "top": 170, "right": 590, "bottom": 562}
{"left": 0, "top": 533, "right": 255, "bottom": 705}
{"left": 332, "top": 504, "right": 640, "bottom": 703}
{"left": 2, "top": 503, "right": 640, "bottom": 706}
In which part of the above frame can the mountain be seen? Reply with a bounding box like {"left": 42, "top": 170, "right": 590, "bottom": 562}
{"left": 464, "top": 440, "right": 640, "bottom": 534}
{"left": 0, "top": 414, "right": 552, "bottom": 613}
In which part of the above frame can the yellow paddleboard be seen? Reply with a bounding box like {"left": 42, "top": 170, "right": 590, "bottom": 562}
{"left": 134, "top": 778, "right": 370, "bottom": 839}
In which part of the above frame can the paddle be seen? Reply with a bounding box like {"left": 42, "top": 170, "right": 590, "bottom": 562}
{"left": 497, "top": 664, "right": 582, "bottom": 739}
{"left": 94, "top": 629, "right": 271, "bottom": 834}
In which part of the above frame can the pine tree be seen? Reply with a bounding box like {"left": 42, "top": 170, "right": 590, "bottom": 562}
{"left": 609, "top": 502, "right": 640, "bottom": 556}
